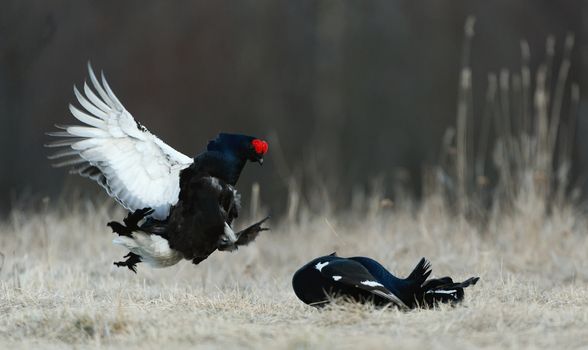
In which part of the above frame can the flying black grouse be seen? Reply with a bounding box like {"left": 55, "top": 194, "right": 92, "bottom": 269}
{"left": 46, "top": 63, "right": 269, "bottom": 272}
{"left": 292, "top": 253, "right": 479, "bottom": 309}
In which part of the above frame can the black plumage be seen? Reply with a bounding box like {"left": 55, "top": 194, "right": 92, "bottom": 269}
{"left": 47, "top": 65, "right": 271, "bottom": 273}
{"left": 147, "top": 175, "right": 268, "bottom": 265}
{"left": 292, "top": 253, "right": 479, "bottom": 309}
{"left": 108, "top": 133, "right": 270, "bottom": 272}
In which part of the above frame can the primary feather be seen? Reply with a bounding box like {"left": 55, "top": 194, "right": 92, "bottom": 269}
{"left": 46, "top": 63, "right": 193, "bottom": 219}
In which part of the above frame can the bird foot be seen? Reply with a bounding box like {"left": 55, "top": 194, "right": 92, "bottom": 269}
{"left": 107, "top": 207, "right": 154, "bottom": 236}
{"left": 235, "top": 216, "right": 270, "bottom": 245}
{"left": 218, "top": 216, "right": 270, "bottom": 252}
{"left": 113, "top": 252, "right": 142, "bottom": 273}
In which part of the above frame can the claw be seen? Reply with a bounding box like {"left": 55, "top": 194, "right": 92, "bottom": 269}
{"left": 107, "top": 221, "right": 123, "bottom": 232}
{"left": 253, "top": 216, "right": 271, "bottom": 232}
{"left": 233, "top": 216, "right": 270, "bottom": 247}
{"left": 257, "top": 216, "right": 271, "bottom": 225}
{"left": 113, "top": 252, "right": 142, "bottom": 273}
{"left": 123, "top": 207, "right": 154, "bottom": 229}
{"left": 107, "top": 221, "right": 133, "bottom": 236}
{"left": 248, "top": 216, "right": 271, "bottom": 231}
{"left": 248, "top": 216, "right": 271, "bottom": 233}
{"left": 109, "top": 207, "right": 153, "bottom": 236}
{"left": 113, "top": 261, "right": 137, "bottom": 273}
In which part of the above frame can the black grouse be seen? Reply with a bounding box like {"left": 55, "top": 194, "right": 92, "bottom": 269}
{"left": 292, "top": 253, "right": 479, "bottom": 309}
{"left": 46, "top": 63, "right": 269, "bottom": 272}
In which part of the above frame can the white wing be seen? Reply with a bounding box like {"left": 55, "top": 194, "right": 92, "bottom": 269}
{"left": 46, "top": 63, "right": 193, "bottom": 219}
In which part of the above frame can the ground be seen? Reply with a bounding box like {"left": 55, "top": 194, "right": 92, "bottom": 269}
{"left": 1, "top": 196, "right": 587, "bottom": 349}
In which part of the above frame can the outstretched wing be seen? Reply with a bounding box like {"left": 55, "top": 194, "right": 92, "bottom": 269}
{"left": 46, "top": 63, "right": 193, "bottom": 219}
{"left": 319, "top": 259, "right": 409, "bottom": 309}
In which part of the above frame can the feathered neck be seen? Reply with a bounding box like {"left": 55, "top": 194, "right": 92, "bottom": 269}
{"left": 204, "top": 151, "right": 247, "bottom": 186}
{"left": 189, "top": 141, "right": 248, "bottom": 186}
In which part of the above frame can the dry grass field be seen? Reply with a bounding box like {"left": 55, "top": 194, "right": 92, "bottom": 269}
{"left": 1, "top": 190, "right": 587, "bottom": 349}
{"left": 1, "top": 25, "right": 583, "bottom": 350}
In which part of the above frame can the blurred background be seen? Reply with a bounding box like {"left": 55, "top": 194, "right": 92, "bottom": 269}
{"left": 0, "top": 0, "right": 585, "bottom": 215}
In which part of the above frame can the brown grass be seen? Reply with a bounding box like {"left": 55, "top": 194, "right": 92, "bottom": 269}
{"left": 0, "top": 194, "right": 587, "bottom": 349}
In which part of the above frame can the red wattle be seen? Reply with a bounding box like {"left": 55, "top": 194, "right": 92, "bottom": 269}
{"left": 252, "top": 139, "right": 268, "bottom": 155}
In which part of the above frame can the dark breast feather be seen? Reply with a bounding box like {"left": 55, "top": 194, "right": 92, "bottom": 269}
{"left": 163, "top": 167, "right": 240, "bottom": 263}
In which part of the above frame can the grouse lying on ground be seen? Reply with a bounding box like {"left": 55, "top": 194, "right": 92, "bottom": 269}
{"left": 292, "top": 253, "right": 479, "bottom": 309}
{"left": 46, "top": 63, "right": 269, "bottom": 272}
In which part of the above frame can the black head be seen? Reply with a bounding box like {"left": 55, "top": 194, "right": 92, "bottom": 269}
{"left": 207, "top": 133, "right": 268, "bottom": 165}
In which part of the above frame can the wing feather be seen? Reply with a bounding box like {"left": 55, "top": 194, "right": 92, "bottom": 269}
{"left": 46, "top": 63, "right": 193, "bottom": 219}
{"left": 320, "top": 260, "right": 409, "bottom": 309}
{"left": 73, "top": 86, "right": 109, "bottom": 119}
{"left": 45, "top": 131, "right": 77, "bottom": 138}
{"left": 88, "top": 63, "right": 116, "bottom": 108}
{"left": 101, "top": 71, "right": 124, "bottom": 109}
{"left": 47, "top": 149, "right": 78, "bottom": 159}
{"left": 83, "top": 82, "right": 111, "bottom": 113}
{"left": 68, "top": 104, "right": 107, "bottom": 128}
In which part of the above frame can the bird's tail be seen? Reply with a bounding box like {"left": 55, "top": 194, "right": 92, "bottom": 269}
{"left": 421, "top": 276, "right": 480, "bottom": 306}
{"left": 405, "top": 257, "right": 432, "bottom": 287}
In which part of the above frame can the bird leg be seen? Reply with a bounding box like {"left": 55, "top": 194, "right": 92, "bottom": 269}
{"left": 107, "top": 207, "right": 154, "bottom": 237}
{"left": 113, "top": 252, "right": 142, "bottom": 273}
{"left": 235, "top": 216, "right": 270, "bottom": 246}
{"left": 219, "top": 187, "right": 238, "bottom": 218}
{"left": 218, "top": 216, "right": 270, "bottom": 251}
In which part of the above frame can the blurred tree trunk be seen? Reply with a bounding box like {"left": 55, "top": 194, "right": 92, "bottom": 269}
{"left": 0, "top": 2, "right": 55, "bottom": 212}
{"left": 311, "top": 1, "right": 346, "bottom": 189}
{"left": 578, "top": 0, "right": 588, "bottom": 181}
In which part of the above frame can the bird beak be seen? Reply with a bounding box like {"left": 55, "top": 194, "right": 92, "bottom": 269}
{"left": 258, "top": 158, "right": 264, "bottom": 166}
